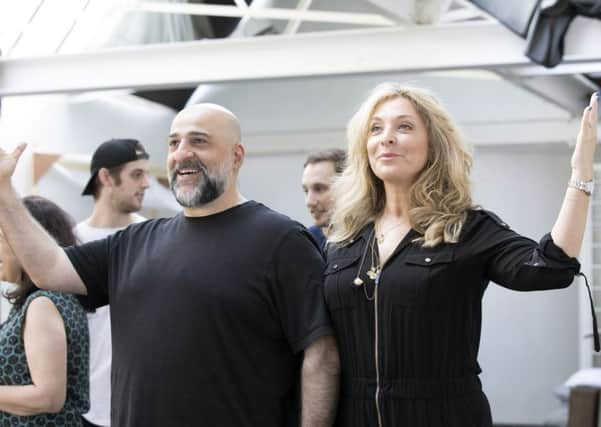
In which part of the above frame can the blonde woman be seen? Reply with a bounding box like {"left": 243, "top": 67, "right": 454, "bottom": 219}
{"left": 325, "top": 83, "right": 598, "bottom": 426}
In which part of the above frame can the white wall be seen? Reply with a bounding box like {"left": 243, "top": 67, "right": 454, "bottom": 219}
{"left": 239, "top": 152, "right": 313, "bottom": 226}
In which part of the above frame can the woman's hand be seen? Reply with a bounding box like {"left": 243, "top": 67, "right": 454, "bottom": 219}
{"left": 571, "top": 93, "right": 599, "bottom": 181}
{"left": 552, "top": 92, "right": 599, "bottom": 257}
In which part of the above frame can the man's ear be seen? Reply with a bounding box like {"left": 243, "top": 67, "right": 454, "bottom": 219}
{"left": 97, "top": 168, "right": 113, "bottom": 188}
{"left": 233, "top": 143, "right": 245, "bottom": 171}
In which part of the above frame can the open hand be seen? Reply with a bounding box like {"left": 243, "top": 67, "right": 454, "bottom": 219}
{"left": 571, "top": 93, "right": 599, "bottom": 181}
{"left": 0, "top": 143, "right": 27, "bottom": 184}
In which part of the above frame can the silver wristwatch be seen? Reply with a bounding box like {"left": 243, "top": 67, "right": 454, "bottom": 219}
{"left": 568, "top": 179, "right": 594, "bottom": 196}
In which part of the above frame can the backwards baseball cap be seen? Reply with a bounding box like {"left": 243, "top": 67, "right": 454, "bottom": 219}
{"left": 81, "top": 138, "right": 150, "bottom": 196}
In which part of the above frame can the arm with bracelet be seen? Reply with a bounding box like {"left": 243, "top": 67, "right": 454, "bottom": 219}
{"left": 553, "top": 92, "right": 599, "bottom": 257}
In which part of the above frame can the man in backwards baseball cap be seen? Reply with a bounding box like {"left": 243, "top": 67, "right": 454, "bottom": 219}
{"left": 77, "top": 138, "right": 149, "bottom": 427}
{"left": 82, "top": 138, "right": 150, "bottom": 198}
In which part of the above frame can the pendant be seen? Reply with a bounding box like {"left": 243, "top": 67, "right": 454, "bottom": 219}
{"left": 367, "top": 267, "right": 379, "bottom": 280}
{"left": 376, "top": 233, "right": 385, "bottom": 244}
{"left": 353, "top": 277, "right": 364, "bottom": 287}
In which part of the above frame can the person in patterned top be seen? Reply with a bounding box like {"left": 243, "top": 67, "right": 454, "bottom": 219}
{"left": 0, "top": 195, "right": 89, "bottom": 425}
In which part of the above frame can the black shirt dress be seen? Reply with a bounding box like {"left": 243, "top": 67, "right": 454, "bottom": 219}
{"left": 324, "top": 209, "right": 580, "bottom": 427}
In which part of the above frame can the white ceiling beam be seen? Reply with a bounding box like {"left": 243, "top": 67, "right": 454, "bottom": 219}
{"left": 139, "top": 2, "right": 396, "bottom": 26}
{"left": 1, "top": 22, "right": 601, "bottom": 97}
{"left": 507, "top": 61, "right": 601, "bottom": 77}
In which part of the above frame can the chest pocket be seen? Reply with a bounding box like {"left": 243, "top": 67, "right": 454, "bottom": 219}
{"left": 390, "top": 250, "right": 455, "bottom": 307}
{"left": 324, "top": 254, "right": 362, "bottom": 311}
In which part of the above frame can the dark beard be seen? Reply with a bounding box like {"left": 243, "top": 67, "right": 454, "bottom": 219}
{"left": 169, "top": 160, "right": 225, "bottom": 207}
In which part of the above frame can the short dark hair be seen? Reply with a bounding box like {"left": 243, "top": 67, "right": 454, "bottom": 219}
{"left": 3, "top": 196, "right": 76, "bottom": 309}
{"left": 303, "top": 148, "right": 346, "bottom": 174}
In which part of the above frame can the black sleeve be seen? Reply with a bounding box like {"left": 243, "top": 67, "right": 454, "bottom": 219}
{"left": 269, "top": 228, "right": 334, "bottom": 354}
{"left": 469, "top": 211, "right": 581, "bottom": 291}
{"left": 64, "top": 237, "right": 112, "bottom": 309}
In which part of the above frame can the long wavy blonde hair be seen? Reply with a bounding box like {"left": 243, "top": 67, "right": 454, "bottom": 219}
{"left": 329, "top": 83, "right": 474, "bottom": 247}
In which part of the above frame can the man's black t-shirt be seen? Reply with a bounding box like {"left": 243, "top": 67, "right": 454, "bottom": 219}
{"left": 65, "top": 201, "right": 333, "bottom": 427}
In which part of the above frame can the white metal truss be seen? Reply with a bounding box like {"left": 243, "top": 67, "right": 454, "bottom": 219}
{"left": 1, "top": 20, "right": 600, "bottom": 97}
{"left": 283, "top": 0, "right": 313, "bottom": 35}
{"left": 1, "top": 0, "right": 487, "bottom": 58}
{"left": 138, "top": 2, "right": 396, "bottom": 26}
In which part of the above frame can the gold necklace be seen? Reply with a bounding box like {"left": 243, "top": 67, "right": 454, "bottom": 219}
{"left": 351, "top": 228, "right": 380, "bottom": 300}
{"left": 375, "top": 221, "right": 405, "bottom": 244}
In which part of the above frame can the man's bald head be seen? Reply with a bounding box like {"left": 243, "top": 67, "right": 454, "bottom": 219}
{"left": 173, "top": 103, "right": 241, "bottom": 145}
{"left": 167, "top": 103, "right": 245, "bottom": 211}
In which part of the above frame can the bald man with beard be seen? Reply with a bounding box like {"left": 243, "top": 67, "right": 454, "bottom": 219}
{"left": 0, "top": 104, "right": 340, "bottom": 427}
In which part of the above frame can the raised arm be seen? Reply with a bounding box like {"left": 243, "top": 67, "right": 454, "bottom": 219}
{"left": 551, "top": 93, "right": 599, "bottom": 257}
{"left": 0, "top": 144, "right": 86, "bottom": 294}
{"left": 301, "top": 335, "right": 340, "bottom": 427}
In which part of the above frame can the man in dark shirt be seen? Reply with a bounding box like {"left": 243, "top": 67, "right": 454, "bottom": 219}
{"left": 0, "top": 104, "right": 340, "bottom": 427}
{"left": 301, "top": 149, "right": 346, "bottom": 249}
